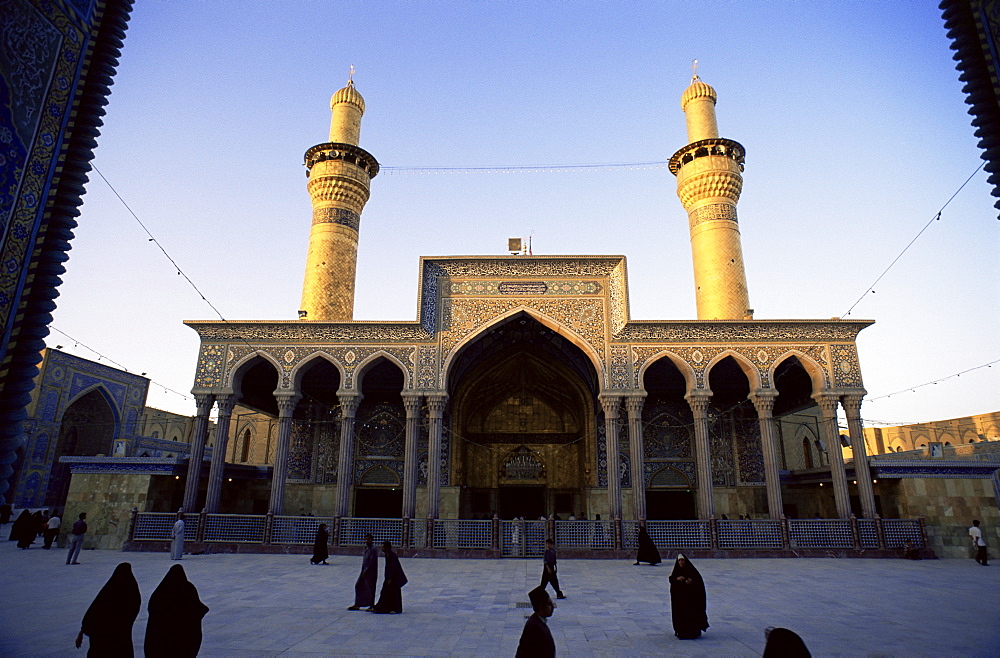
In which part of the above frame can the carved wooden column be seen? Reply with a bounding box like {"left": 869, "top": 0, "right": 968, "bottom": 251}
{"left": 842, "top": 393, "right": 877, "bottom": 518}
{"left": 401, "top": 392, "right": 423, "bottom": 519}
{"left": 625, "top": 394, "right": 647, "bottom": 521}
{"left": 204, "top": 394, "right": 236, "bottom": 513}
{"left": 685, "top": 390, "right": 715, "bottom": 519}
{"left": 426, "top": 394, "right": 448, "bottom": 519}
{"left": 334, "top": 392, "right": 362, "bottom": 517}
{"left": 182, "top": 393, "right": 215, "bottom": 512}
{"left": 600, "top": 394, "right": 623, "bottom": 522}
{"left": 268, "top": 393, "right": 301, "bottom": 515}
{"left": 813, "top": 392, "right": 851, "bottom": 518}
{"left": 750, "top": 388, "right": 784, "bottom": 519}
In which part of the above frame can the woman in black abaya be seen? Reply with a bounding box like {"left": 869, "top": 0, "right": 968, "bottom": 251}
{"left": 634, "top": 525, "right": 661, "bottom": 565}
{"left": 669, "top": 553, "right": 709, "bottom": 639}
{"left": 310, "top": 523, "right": 329, "bottom": 565}
{"left": 371, "top": 541, "right": 407, "bottom": 614}
{"left": 11, "top": 509, "right": 32, "bottom": 547}
{"left": 144, "top": 564, "right": 210, "bottom": 657}
{"left": 762, "top": 626, "right": 811, "bottom": 657}
{"left": 76, "top": 562, "right": 141, "bottom": 656}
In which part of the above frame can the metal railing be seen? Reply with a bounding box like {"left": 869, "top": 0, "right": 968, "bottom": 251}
{"left": 128, "top": 512, "right": 924, "bottom": 553}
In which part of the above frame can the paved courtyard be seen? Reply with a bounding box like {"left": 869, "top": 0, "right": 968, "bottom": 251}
{"left": 1, "top": 529, "right": 998, "bottom": 656}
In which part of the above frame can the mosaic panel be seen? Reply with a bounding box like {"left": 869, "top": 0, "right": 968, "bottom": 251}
{"left": 354, "top": 459, "right": 403, "bottom": 486}
{"left": 312, "top": 207, "right": 360, "bottom": 231}
{"left": 830, "top": 344, "right": 864, "bottom": 387}
{"left": 643, "top": 411, "right": 693, "bottom": 460}
{"left": 708, "top": 416, "right": 736, "bottom": 486}
{"left": 734, "top": 412, "right": 765, "bottom": 485}
{"left": 195, "top": 343, "right": 225, "bottom": 388}
{"left": 287, "top": 418, "right": 314, "bottom": 481}
{"left": 440, "top": 297, "right": 607, "bottom": 362}
{"left": 690, "top": 202, "right": 738, "bottom": 226}
{"left": 0, "top": 0, "right": 84, "bottom": 336}
{"left": 609, "top": 346, "right": 631, "bottom": 389}
{"left": 355, "top": 403, "right": 405, "bottom": 458}
{"left": 616, "top": 320, "right": 871, "bottom": 343}
{"left": 186, "top": 322, "right": 432, "bottom": 344}
{"left": 448, "top": 280, "right": 603, "bottom": 296}
{"left": 417, "top": 346, "right": 436, "bottom": 389}
{"left": 644, "top": 460, "right": 697, "bottom": 488}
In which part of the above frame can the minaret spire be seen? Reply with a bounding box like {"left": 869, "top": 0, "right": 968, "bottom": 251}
{"left": 299, "top": 76, "right": 379, "bottom": 321}
{"left": 669, "top": 73, "right": 752, "bottom": 320}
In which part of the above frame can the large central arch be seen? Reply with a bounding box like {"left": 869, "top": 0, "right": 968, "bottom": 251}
{"left": 447, "top": 312, "right": 600, "bottom": 519}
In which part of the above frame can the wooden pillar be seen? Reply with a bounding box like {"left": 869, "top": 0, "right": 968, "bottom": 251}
{"left": 204, "top": 394, "right": 236, "bottom": 513}
{"left": 268, "top": 393, "right": 301, "bottom": 515}
{"left": 625, "top": 394, "right": 647, "bottom": 521}
{"left": 750, "top": 388, "right": 784, "bottom": 519}
{"left": 842, "top": 393, "right": 877, "bottom": 518}
{"left": 334, "top": 393, "right": 362, "bottom": 517}
{"left": 182, "top": 394, "right": 215, "bottom": 512}
{"left": 685, "top": 390, "right": 715, "bottom": 519}
{"left": 814, "top": 392, "right": 851, "bottom": 518}
{"left": 600, "top": 395, "right": 623, "bottom": 522}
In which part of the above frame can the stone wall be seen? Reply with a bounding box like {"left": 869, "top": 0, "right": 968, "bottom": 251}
{"left": 63, "top": 473, "right": 154, "bottom": 550}
{"left": 895, "top": 477, "right": 999, "bottom": 558}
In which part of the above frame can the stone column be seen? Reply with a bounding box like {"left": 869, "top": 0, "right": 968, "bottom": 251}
{"left": 334, "top": 393, "right": 362, "bottom": 517}
{"left": 426, "top": 394, "right": 448, "bottom": 519}
{"left": 204, "top": 394, "right": 236, "bottom": 513}
{"left": 842, "top": 393, "right": 877, "bottom": 518}
{"left": 401, "top": 392, "right": 423, "bottom": 519}
{"left": 814, "top": 392, "right": 851, "bottom": 518}
{"left": 750, "top": 389, "right": 784, "bottom": 519}
{"left": 600, "top": 395, "right": 623, "bottom": 521}
{"left": 625, "top": 394, "right": 647, "bottom": 521}
{"left": 268, "top": 393, "right": 302, "bottom": 515}
{"left": 685, "top": 390, "right": 715, "bottom": 519}
{"left": 182, "top": 393, "right": 215, "bottom": 512}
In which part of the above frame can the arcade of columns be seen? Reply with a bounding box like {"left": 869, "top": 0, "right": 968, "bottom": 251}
{"left": 181, "top": 73, "right": 877, "bottom": 523}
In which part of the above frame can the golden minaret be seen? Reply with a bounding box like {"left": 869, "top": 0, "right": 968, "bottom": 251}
{"left": 669, "top": 70, "right": 752, "bottom": 320}
{"left": 299, "top": 71, "right": 379, "bottom": 321}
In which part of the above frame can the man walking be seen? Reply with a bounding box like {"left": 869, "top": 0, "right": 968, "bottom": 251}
{"left": 66, "top": 512, "right": 87, "bottom": 564}
{"left": 43, "top": 510, "right": 61, "bottom": 549}
{"left": 969, "top": 519, "right": 988, "bottom": 566}
{"left": 516, "top": 586, "right": 556, "bottom": 657}
{"left": 540, "top": 538, "right": 565, "bottom": 599}
{"left": 348, "top": 533, "right": 378, "bottom": 610}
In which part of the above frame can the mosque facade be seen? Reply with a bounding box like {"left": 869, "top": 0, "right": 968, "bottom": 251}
{"left": 180, "top": 76, "right": 881, "bottom": 526}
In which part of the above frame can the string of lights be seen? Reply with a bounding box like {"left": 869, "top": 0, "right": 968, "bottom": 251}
{"left": 48, "top": 326, "right": 191, "bottom": 400}
{"left": 380, "top": 161, "right": 670, "bottom": 175}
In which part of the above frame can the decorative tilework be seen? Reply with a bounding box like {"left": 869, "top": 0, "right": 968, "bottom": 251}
{"left": 617, "top": 320, "right": 871, "bottom": 343}
{"left": 312, "top": 207, "right": 360, "bottom": 232}
{"left": 449, "top": 280, "right": 603, "bottom": 296}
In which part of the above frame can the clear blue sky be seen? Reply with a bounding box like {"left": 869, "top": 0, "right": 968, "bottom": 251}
{"left": 52, "top": 1, "right": 998, "bottom": 428}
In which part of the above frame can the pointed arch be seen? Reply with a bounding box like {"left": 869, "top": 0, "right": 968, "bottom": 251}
{"left": 289, "top": 351, "right": 347, "bottom": 391}
{"left": 442, "top": 306, "right": 604, "bottom": 391}
{"left": 353, "top": 351, "right": 412, "bottom": 390}
{"left": 636, "top": 350, "right": 697, "bottom": 393}
{"left": 226, "top": 350, "right": 283, "bottom": 394}
{"left": 769, "top": 350, "right": 829, "bottom": 394}
{"left": 704, "top": 350, "right": 763, "bottom": 391}
{"left": 60, "top": 384, "right": 122, "bottom": 428}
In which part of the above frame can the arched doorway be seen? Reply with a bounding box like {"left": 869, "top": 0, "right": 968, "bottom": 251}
{"left": 448, "top": 313, "right": 598, "bottom": 519}
{"left": 352, "top": 358, "right": 405, "bottom": 517}
{"left": 645, "top": 465, "right": 696, "bottom": 519}
{"left": 641, "top": 357, "right": 695, "bottom": 518}
{"left": 47, "top": 388, "right": 118, "bottom": 507}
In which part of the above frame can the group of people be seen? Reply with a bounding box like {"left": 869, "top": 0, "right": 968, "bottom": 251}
{"left": 342, "top": 533, "right": 408, "bottom": 614}
{"left": 76, "top": 562, "right": 208, "bottom": 657}
{"left": 7, "top": 508, "right": 62, "bottom": 550}
{"left": 7, "top": 508, "right": 88, "bottom": 563}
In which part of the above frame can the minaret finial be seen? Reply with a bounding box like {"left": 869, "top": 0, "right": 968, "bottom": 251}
{"left": 691, "top": 59, "right": 700, "bottom": 82}
{"left": 348, "top": 64, "right": 355, "bottom": 86}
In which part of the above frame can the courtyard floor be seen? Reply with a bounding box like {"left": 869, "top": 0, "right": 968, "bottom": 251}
{"left": 1, "top": 529, "right": 998, "bottom": 656}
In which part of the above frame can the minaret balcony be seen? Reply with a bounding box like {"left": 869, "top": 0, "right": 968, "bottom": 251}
{"left": 304, "top": 142, "right": 380, "bottom": 177}
{"left": 669, "top": 138, "right": 745, "bottom": 175}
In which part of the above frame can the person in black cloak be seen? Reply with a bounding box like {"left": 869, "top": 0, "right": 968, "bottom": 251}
{"left": 371, "top": 540, "right": 407, "bottom": 614}
{"left": 634, "top": 525, "right": 661, "bottom": 565}
{"left": 75, "top": 562, "right": 141, "bottom": 657}
{"left": 10, "top": 509, "right": 32, "bottom": 547}
{"left": 762, "top": 626, "right": 811, "bottom": 657}
{"left": 669, "top": 553, "right": 709, "bottom": 639}
{"left": 348, "top": 533, "right": 378, "bottom": 610}
{"left": 310, "top": 523, "right": 329, "bottom": 565}
{"left": 0, "top": 502, "right": 12, "bottom": 525}
{"left": 515, "top": 586, "right": 556, "bottom": 658}
{"left": 144, "top": 563, "right": 209, "bottom": 658}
